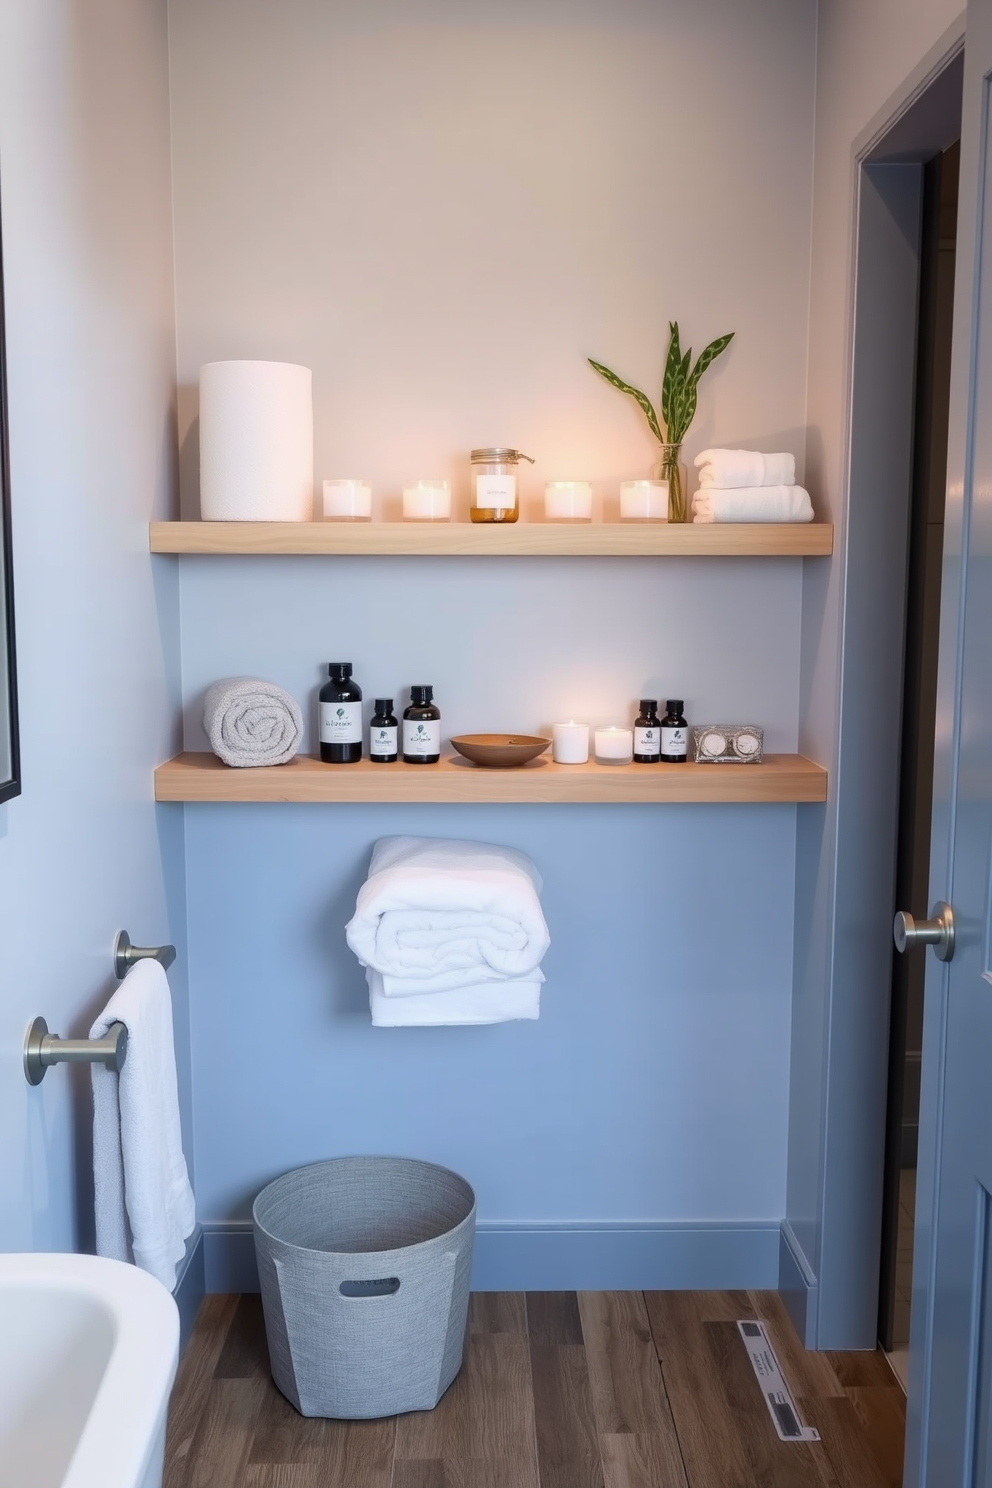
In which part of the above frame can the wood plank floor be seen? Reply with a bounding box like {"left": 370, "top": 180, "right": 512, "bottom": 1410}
{"left": 164, "top": 1291, "right": 905, "bottom": 1488}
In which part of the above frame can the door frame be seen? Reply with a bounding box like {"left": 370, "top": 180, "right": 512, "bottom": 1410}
{"left": 784, "top": 22, "right": 965, "bottom": 1350}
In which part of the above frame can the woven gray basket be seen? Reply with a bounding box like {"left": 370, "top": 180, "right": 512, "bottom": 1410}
{"left": 252, "top": 1156, "right": 477, "bottom": 1419}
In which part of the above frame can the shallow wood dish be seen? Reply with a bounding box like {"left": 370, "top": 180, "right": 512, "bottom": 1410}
{"left": 449, "top": 734, "right": 551, "bottom": 768}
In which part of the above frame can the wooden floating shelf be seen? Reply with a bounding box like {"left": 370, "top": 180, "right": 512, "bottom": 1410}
{"left": 149, "top": 521, "right": 833, "bottom": 558}
{"left": 155, "top": 752, "right": 828, "bottom": 805}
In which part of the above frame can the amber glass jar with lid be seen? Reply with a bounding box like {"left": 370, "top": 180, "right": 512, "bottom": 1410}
{"left": 469, "top": 448, "right": 535, "bottom": 523}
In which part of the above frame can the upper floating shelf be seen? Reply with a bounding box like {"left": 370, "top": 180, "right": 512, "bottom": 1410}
{"left": 148, "top": 521, "right": 833, "bottom": 558}
{"left": 154, "top": 752, "right": 828, "bottom": 805}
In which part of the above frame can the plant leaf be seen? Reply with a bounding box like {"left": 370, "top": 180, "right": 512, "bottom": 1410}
{"left": 689, "top": 331, "right": 734, "bottom": 389}
{"left": 672, "top": 383, "right": 697, "bottom": 444}
{"left": 661, "top": 322, "right": 682, "bottom": 427}
{"left": 588, "top": 358, "right": 663, "bottom": 442}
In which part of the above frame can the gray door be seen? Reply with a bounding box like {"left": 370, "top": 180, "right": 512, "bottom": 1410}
{"left": 907, "top": 1, "right": 992, "bottom": 1481}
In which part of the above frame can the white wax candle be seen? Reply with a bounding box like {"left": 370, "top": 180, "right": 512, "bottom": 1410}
{"left": 323, "top": 478, "right": 372, "bottom": 519}
{"left": 545, "top": 481, "right": 593, "bottom": 521}
{"left": 552, "top": 721, "right": 590, "bottom": 764}
{"left": 403, "top": 480, "right": 451, "bottom": 521}
{"left": 620, "top": 479, "right": 668, "bottom": 521}
{"left": 594, "top": 726, "right": 633, "bottom": 763}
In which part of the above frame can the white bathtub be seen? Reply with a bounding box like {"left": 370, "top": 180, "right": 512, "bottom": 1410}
{"left": 0, "top": 1253, "right": 180, "bottom": 1488}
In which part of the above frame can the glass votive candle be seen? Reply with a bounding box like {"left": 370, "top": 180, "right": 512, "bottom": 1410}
{"left": 403, "top": 480, "right": 451, "bottom": 521}
{"left": 552, "top": 721, "right": 590, "bottom": 764}
{"left": 594, "top": 726, "right": 633, "bottom": 763}
{"left": 545, "top": 481, "right": 593, "bottom": 521}
{"left": 323, "top": 478, "right": 372, "bottom": 520}
{"left": 620, "top": 479, "right": 668, "bottom": 521}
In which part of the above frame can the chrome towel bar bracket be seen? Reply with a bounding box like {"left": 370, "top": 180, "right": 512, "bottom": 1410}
{"left": 113, "top": 930, "right": 176, "bottom": 981}
{"left": 24, "top": 1016, "right": 127, "bottom": 1086}
{"left": 24, "top": 929, "right": 175, "bottom": 1085}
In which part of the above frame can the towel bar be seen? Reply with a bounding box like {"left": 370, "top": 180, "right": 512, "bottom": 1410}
{"left": 23, "top": 1017, "right": 127, "bottom": 1086}
{"left": 113, "top": 930, "right": 176, "bottom": 980}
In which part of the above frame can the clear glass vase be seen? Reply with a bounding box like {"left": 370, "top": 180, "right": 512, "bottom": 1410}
{"left": 653, "top": 443, "right": 688, "bottom": 523}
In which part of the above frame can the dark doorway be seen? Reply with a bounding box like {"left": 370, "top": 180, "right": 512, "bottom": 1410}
{"left": 878, "top": 140, "right": 959, "bottom": 1369}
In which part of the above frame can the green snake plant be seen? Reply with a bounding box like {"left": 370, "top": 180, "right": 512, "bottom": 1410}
{"left": 588, "top": 321, "right": 734, "bottom": 520}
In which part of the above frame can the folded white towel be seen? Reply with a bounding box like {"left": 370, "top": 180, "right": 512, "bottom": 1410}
{"left": 346, "top": 836, "right": 550, "bottom": 994}
{"left": 90, "top": 960, "right": 196, "bottom": 1290}
{"left": 694, "top": 448, "right": 796, "bottom": 489}
{"left": 204, "top": 676, "right": 303, "bottom": 767}
{"left": 367, "top": 968, "right": 542, "bottom": 1025}
{"left": 691, "top": 485, "right": 814, "bottom": 523}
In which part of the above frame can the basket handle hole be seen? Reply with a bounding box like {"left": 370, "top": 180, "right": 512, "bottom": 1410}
{"left": 339, "top": 1277, "right": 400, "bottom": 1298}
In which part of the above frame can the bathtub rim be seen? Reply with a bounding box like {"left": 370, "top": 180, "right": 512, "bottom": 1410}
{"left": 0, "top": 1252, "right": 180, "bottom": 1488}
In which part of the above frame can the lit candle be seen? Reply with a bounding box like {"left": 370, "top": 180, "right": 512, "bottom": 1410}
{"left": 545, "top": 481, "right": 593, "bottom": 521}
{"left": 620, "top": 479, "right": 668, "bottom": 521}
{"left": 594, "top": 726, "right": 633, "bottom": 763}
{"left": 323, "top": 478, "right": 372, "bottom": 520}
{"left": 403, "top": 480, "right": 451, "bottom": 521}
{"left": 552, "top": 721, "right": 590, "bottom": 764}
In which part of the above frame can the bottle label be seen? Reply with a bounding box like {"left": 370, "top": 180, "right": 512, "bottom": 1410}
{"left": 319, "top": 700, "right": 362, "bottom": 744}
{"left": 662, "top": 725, "right": 687, "bottom": 756}
{"left": 370, "top": 723, "right": 398, "bottom": 757}
{"left": 475, "top": 474, "right": 517, "bottom": 510}
{"left": 404, "top": 719, "right": 441, "bottom": 756}
{"left": 634, "top": 726, "right": 661, "bottom": 757}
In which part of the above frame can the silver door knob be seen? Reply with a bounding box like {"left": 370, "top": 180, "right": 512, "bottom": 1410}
{"left": 893, "top": 901, "right": 955, "bottom": 962}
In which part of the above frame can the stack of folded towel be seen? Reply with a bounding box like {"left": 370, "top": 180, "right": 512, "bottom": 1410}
{"left": 204, "top": 677, "right": 303, "bottom": 767}
{"left": 691, "top": 449, "right": 813, "bottom": 523}
{"left": 345, "top": 836, "right": 551, "bottom": 1026}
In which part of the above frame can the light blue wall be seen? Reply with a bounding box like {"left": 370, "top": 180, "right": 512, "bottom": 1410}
{"left": 166, "top": 0, "right": 819, "bottom": 1273}
{"left": 178, "top": 557, "right": 802, "bottom": 1242}
{"left": 0, "top": 0, "right": 187, "bottom": 1253}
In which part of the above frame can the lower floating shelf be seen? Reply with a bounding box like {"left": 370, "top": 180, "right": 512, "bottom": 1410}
{"left": 154, "top": 752, "right": 828, "bottom": 805}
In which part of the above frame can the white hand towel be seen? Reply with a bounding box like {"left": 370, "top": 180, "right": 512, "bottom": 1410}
{"left": 203, "top": 676, "right": 303, "bottom": 767}
{"left": 346, "top": 837, "right": 550, "bottom": 993}
{"left": 90, "top": 959, "right": 196, "bottom": 1291}
{"left": 691, "top": 485, "right": 814, "bottom": 523}
{"left": 694, "top": 448, "right": 796, "bottom": 489}
{"left": 367, "top": 968, "right": 542, "bottom": 1026}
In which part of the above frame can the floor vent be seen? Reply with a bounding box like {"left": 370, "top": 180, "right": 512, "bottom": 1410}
{"left": 737, "top": 1319, "right": 820, "bottom": 1442}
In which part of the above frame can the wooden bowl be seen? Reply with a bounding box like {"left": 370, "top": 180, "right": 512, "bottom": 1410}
{"left": 449, "top": 733, "right": 551, "bottom": 768}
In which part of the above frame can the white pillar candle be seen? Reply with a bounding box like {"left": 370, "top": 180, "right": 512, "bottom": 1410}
{"left": 545, "top": 481, "right": 593, "bottom": 521}
{"left": 594, "top": 726, "right": 633, "bottom": 763}
{"left": 323, "top": 478, "right": 372, "bottom": 520}
{"left": 403, "top": 480, "right": 451, "bottom": 521}
{"left": 552, "top": 721, "right": 590, "bottom": 764}
{"left": 620, "top": 479, "right": 668, "bottom": 521}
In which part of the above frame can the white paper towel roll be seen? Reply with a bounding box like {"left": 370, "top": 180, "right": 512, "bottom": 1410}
{"left": 199, "top": 360, "right": 313, "bottom": 521}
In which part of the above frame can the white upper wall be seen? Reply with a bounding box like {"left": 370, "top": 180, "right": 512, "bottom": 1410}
{"left": 0, "top": 0, "right": 185, "bottom": 1251}
{"left": 169, "top": 0, "right": 817, "bottom": 517}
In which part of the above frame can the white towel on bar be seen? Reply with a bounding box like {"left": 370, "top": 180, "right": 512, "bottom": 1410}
{"left": 346, "top": 836, "right": 550, "bottom": 996}
{"left": 203, "top": 676, "right": 303, "bottom": 767}
{"left": 90, "top": 959, "right": 195, "bottom": 1290}
{"left": 691, "top": 485, "right": 814, "bottom": 524}
{"left": 694, "top": 448, "right": 796, "bottom": 489}
{"left": 367, "top": 968, "right": 543, "bottom": 1025}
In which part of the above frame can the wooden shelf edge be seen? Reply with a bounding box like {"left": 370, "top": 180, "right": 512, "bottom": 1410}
{"left": 154, "top": 752, "right": 828, "bottom": 805}
{"left": 149, "top": 520, "right": 833, "bottom": 558}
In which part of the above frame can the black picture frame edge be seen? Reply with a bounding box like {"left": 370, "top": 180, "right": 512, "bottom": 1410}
{"left": 0, "top": 184, "right": 21, "bottom": 805}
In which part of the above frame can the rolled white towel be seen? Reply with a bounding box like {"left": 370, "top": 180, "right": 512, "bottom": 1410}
{"left": 203, "top": 676, "right": 303, "bottom": 767}
{"left": 692, "top": 485, "right": 814, "bottom": 524}
{"left": 694, "top": 448, "right": 796, "bottom": 488}
{"left": 346, "top": 836, "right": 550, "bottom": 994}
{"left": 367, "top": 968, "right": 543, "bottom": 1025}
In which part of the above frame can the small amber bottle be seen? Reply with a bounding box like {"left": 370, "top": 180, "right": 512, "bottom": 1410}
{"left": 661, "top": 700, "right": 688, "bottom": 763}
{"left": 633, "top": 700, "right": 662, "bottom": 763}
{"left": 403, "top": 686, "right": 441, "bottom": 764}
